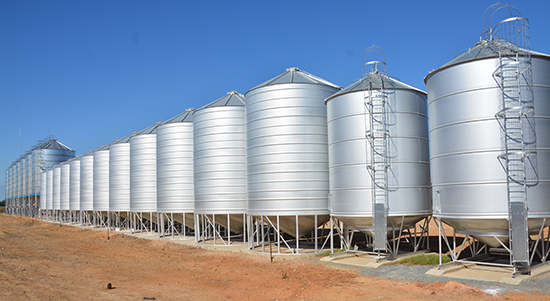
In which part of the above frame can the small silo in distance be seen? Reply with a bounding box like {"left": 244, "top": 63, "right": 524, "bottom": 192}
{"left": 46, "top": 169, "right": 53, "bottom": 220}
{"left": 52, "top": 166, "right": 61, "bottom": 221}
{"left": 425, "top": 3, "right": 550, "bottom": 273}
{"left": 193, "top": 91, "right": 247, "bottom": 244}
{"left": 93, "top": 142, "right": 118, "bottom": 227}
{"left": 326, "top": 48, "right": 431, "bottom": 256}
{"left": 130, "top": 121, "right": 164, "bottom": 232}
{"left": 245, "top": 67, "right": 341, "bottom": 254}
{"left": 39, "top": 171, "right": 47, "bottom": 219}
{"left": 157, "top": 109, "right": 195, "bottom": 237}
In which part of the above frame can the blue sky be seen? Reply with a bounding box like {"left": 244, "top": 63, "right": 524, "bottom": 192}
{"left": 1, "top": 0, "right": 549, "bottom": 200}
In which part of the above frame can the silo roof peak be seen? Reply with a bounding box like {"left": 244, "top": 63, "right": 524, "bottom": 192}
{"left": 197, "top": 91, "right": 245, "bottom": 111}
{"left": 247, "top": 67, "right": 341, "bottom": 94}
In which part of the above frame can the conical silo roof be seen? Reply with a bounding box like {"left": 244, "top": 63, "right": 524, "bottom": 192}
{"left": 425, "top": 40, "right": 550, "bottom": 83}
{"left": 197, "top": 91, "right": 245, "bottom": 110}
{"left": 38, "top": 139, "right": 75, "bottom": 152}
{"left": 164, "top": 108, "right": 194, "bottom": 123}
{"left": 135, "top": 121, "right": 164, "bottom": 135}
{"left": 327, "top": 72, "right": 425, "bottom": 102}
{"left": 247, "top": 67, "right": 340, "bottom": 94}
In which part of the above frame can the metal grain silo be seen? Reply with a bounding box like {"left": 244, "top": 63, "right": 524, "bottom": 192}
{"left": 46, "top": 169, "right": 53, "bottom": 220}
{"left": 69, "top": 158, "right": 81, "bottom": 222}
{"left": 326, "top": 49, "right": 431, "bottom": 256}
{"left": 60, "top": 163, "right": 71, "bottom": 221}
{"left": 80, "top": 154, "right": 94, "bottom": 215}
{"left": 93, "top": 144, "right": 115, "bottom": 223}
{"left": 52, "top": 166, "right": 61, "bottom": 220}
{"left": 193, "top": 91, "right": 247, "bottom": 243}
{"left": 157, "top": 109, "right": 195, "bottom": 236}
{"left": 426, "top": 4, "right": 550, "bottom": 274}
{"left": 109, "top": 132, "right": 137, "bottom": 228}
{"left": 39, "top": 171, "right": 47, "bottom": 218}
{"left": 245, "top": 68, "right": 340, "bottom": 253}
{"left": 130, "top": 122, "right": 164, "bottom": 231}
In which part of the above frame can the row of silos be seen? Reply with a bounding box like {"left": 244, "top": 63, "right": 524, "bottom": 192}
{"left": 4, "top": 138, "right": 75, "bottom": 218}
{"left": 9, "top": 4, "right": 550, "bottom": 268}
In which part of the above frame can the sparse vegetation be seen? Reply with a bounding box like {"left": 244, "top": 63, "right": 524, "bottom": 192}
{"left": 315, "top": 248, "right": 347, "bottom": 257}
{"left": 395, "top": 253, "right": 451, "bottom": 265}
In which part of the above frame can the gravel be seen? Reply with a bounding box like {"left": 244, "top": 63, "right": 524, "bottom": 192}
{"left": 320, "top": 261, "right": 550, "bottom": 295}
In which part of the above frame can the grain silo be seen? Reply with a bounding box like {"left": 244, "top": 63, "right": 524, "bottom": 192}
{"left": 130, "top": 121, "right": 164, "bottom": 234}
{"left": 326, "top": 47, "right": 431, "bottom": 257}
{"left": 79, "top": 152, "right": 95, "bottom": 226}
{"left": 52, "top": 166, "right": 61, "bottom": 221}
{"left": 193, "top": 91, "right": 247, "bottom": 245}
{"left": 60, "top": 162, "right": 71, "bottom": 222}
{"left": 39, "top": 171, "right": 47, "bottom": 219}
{"left": 426, "top": 3, "right": 550, "bottom": 274}
{"left": 245, "top": 68, "right": 340, "bottom": 254}
{"left": 157, "top": 109, "right": 194, "bottom": 239}
{"left": 109, "top": 132, "right": 138, "bottom": 230}
{"left": 93, "top": 141, "right": 119, "bottom": 228}
{"left": 46, "top": 169, "right": 53, "bottom": 221}
{"left": 69, "top": 158, "right": 81, "bottom": 224}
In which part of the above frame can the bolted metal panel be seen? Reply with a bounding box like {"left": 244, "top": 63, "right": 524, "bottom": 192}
{"left": 245, "top": 69, "right": 340, "bottom": 221}
{"left": 130, "top": 134, "right": 157, "bottom": 212}
{"left": 157, "top": 121, "right": 194, "bottom": 213}
{"left": 40, "top": 171, "right": 47, "bottom": 210}
{"left": 79, "top": 155, "right": 94, "bottom": 211}
{"left": 193, "top": 92, "right": 247, "bottom": 216}
{"left": 52, "top": 166, "right": 61, "bottom": 210}
{"left": 427, "top": 49, "right": 550, "bottom": 247}
{"left": 93, "top": 150, "right": 110, "bottom": 212}
{"left": 46, "top": 170, "right": 53, "bottom": 210}
{"left": 60, "top": 163, "right": 70, "bottom": 211}
{"left": 69, "top": 159, "right": 80, "bottom": 211}
{"left": 109, "top": 143, "right": 131, "bottom": 212}
{"left": 326, "top": 75, "right": 432, "bottom": 231}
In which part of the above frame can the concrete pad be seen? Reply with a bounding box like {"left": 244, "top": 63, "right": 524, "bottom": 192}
{"left": 426, "top": 263, "right": 550, "bottom": 285}
{"left": 320, "top": 253, "right": 386, "bottom": 268}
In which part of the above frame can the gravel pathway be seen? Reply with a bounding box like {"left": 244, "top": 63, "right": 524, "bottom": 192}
{"left": 320, "top": 261, "right": 550, "bottom": 296}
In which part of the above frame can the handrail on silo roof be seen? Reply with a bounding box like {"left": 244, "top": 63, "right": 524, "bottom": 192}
{"left": 363, "top": 46, "right": 387, "bottom": 76}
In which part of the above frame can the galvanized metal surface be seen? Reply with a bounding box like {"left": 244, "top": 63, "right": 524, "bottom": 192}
{"left": 69, "top": 159, "right": 80, "bottom": 211}
{"left": 193, "top": 92, "right": 247, "bottom": 219}
{"left": 326, "top": 75, "right": 431, "bottom": 231}
{"left": 427, "top": 48, "right": 550, "bottom": 247}
{"left": 40, "top": 172, "right": 47, "bottom": 210}
{"left": 52, "top": 166, "right": 61, "bottom": 210}
{"left": 93, "top": 150, "right": 110, "bottom": 212}
{"left": 130, "top": 134, "right": 157, "bottom": 212}
{"left": 157, "top": 120, "right": 194, "bottom": 213}
{"left": 46, "top": 170, "right": 53, "bottom": 210}
{"left": 109, "top": 143, "right": 131, "bottom": 212}
{"left": 60, "top": 163, "right": 70, "bottom": 210}
{"left": 79, "top": 155, "right": 94, "bottom": 211}
{"left": 245, "top": 68, "right": 340, "bottom": 222}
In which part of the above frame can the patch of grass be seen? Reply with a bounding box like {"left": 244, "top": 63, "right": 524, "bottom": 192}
{"left": 315, "top": 248, "right": 347, "bottom": 257}
{"left": 395, "top": 253, "right": 451, "bottom": 265}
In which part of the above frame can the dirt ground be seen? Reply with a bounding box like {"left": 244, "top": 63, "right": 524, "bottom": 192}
{"left": 0, "top": 213, "right": 548, "bottom": 301}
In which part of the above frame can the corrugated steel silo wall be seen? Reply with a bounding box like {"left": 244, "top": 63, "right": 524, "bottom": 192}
{"left": 46, "top": 169, "right": 53, "bottom": 210}
{"left": 52, "top": 166, "right": 61, "bottom": 210}
{"left": 93, "top": 150, "right": 110, "bottom": 212}
{"left": 110, "top": 143, "right": 131, "bottom": 212}
{"left": 327, "top": 88, "right": 431, "bottom": 223}
{"left": 79, "top": 155, "right": 94, "bottom": 211}
{"left": 130, "top": 134, "right": 157, "bottom": 212}
{"left": 193, "top": 106, "right": 247, "bottom": 214}
{"left": 246, "top": 83, "right": 340, "bottom": 216}
{"left": 60, "top": 163, "right": 70, "bottom": 210}
{"left": 427, "top": 55, "right": 550, "bottom": 236}
{"left": 40, "top": 171, "right": 47, "bottom": 210}
{"left": 157, "top": 122, "right": 194, "bottom": 213}
{"left": 70, "top": 159, "right": 80, "bottom": 211}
